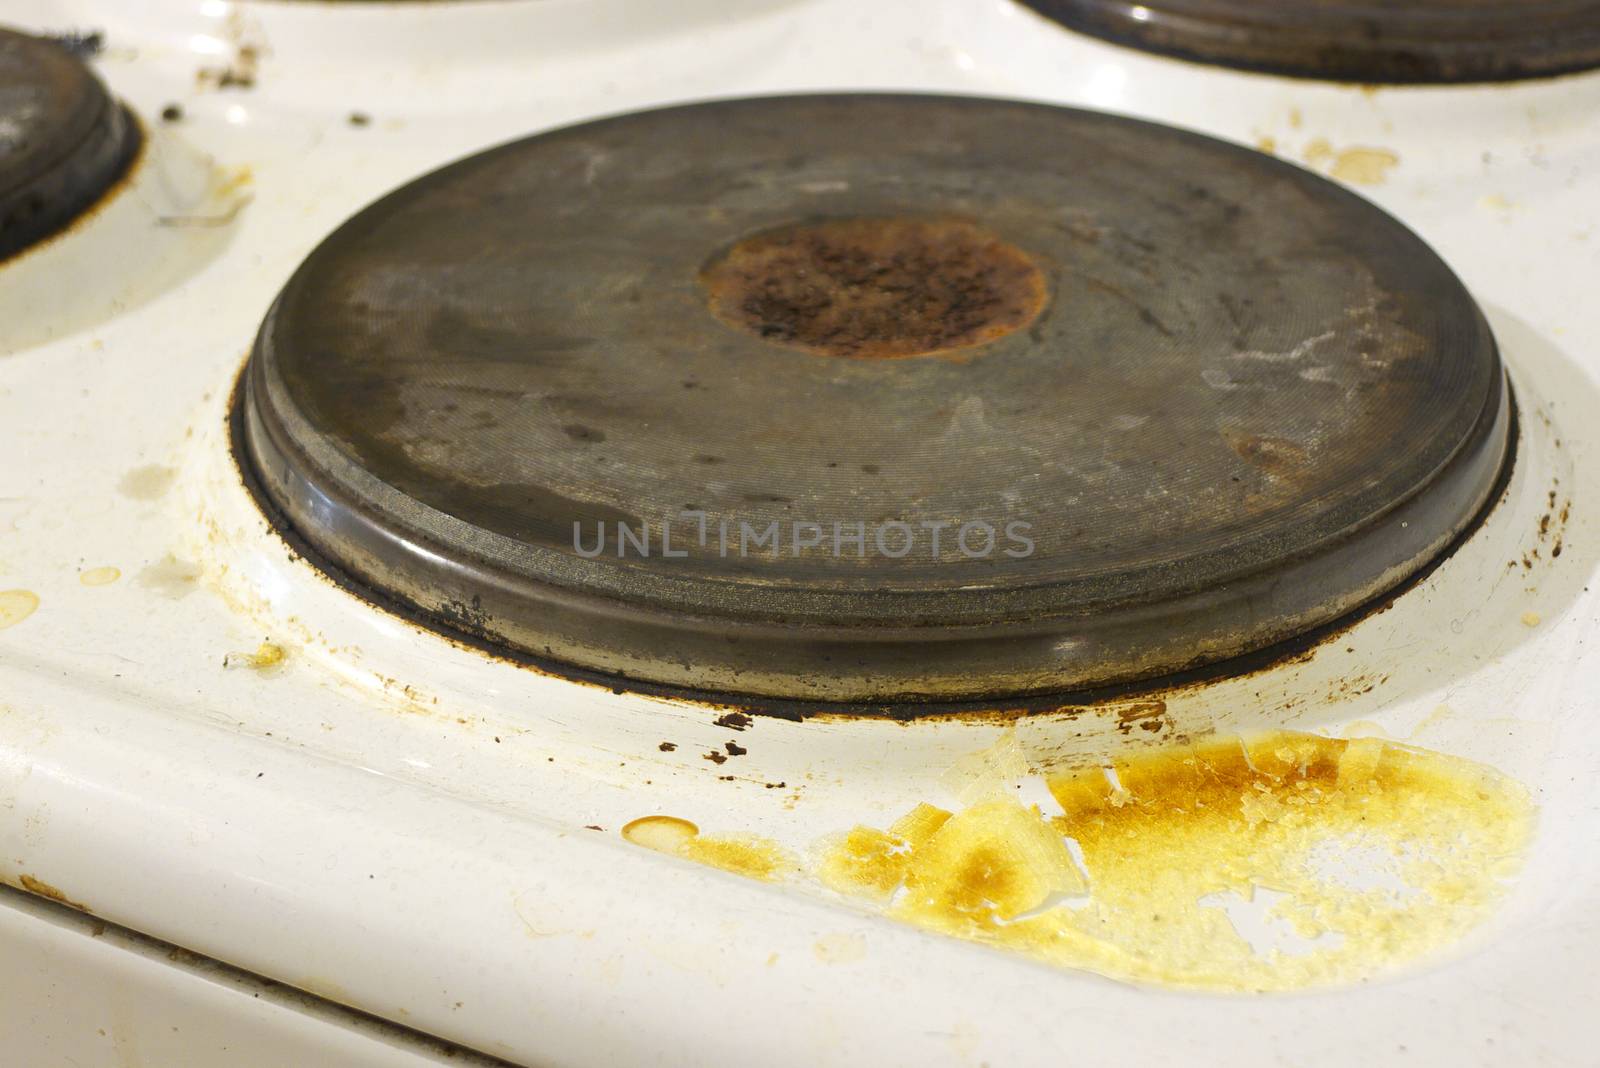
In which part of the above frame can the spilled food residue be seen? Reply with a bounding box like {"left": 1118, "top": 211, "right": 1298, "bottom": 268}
{"left": 625, "top": 731, "right": 1533, "bottom": 992}
{"left": 136, "top": 555, "right": 203, "bottom": 598}
{"left": 1303, "top": 139, "right": 1399, "bottom": 186}
{"left": 118, "top": 464, "right": 177, "bottom": 501}
{"left": 0, "top": 589, "right": 40, "bottom": 630}
{"left": 18, "top": 874, "right": 89, "bottom": 912}
{"left": 79, "top": 566, "right": 121, "bottom": 587}
{"left": 224, "top": 640, "right": 287, "bottom": 670}
{"left": 621, "top": 815, "right": 797, "bottom": 882}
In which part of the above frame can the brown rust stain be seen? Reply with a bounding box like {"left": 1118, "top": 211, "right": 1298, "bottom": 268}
{"left": 700, "top": 216, "right": 1048, "bottom": 359}
{"left": 712, "top": 712, "right": 752, "bottom": 731}
{"left": 19, "top": 874, "right": 89, "bottom": 912}
{"left": 1113, "top": 699, "right": 1170, "bottom": 735}
{"left": 1223, "top": 429, "right": 1310, "bottom": 481}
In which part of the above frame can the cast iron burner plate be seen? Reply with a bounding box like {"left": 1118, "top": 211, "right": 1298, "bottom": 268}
{"left": 1017, "top": 0, "right": 1600, "bottom": 83}
{"left": 0, "top": 27, "right": 139, "bottom": 260}
{"left": 240, "top": 94, "right": 1509, "bottom": 703}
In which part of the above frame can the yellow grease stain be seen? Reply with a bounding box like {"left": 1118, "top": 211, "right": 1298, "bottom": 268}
{"left": 118, "top": 464, "right": 176, "bottom": 501}
{"left": 623, "top": 734, "right": 1531, "bottom": 991}
{"left": 1303, "top": 139, "right": 1399, "bottom": 186}
{"left": 79, "top": 566, "right": 121, "bottom": 587}
{"left": 820, "top": 731, "right": 1531, "bottom": 991}
{"left": 136, "top": 555, "right": 202, "bottom": 598}
{"left": 19, "top": 874, "right": 88, "bottom": 912}
{"left": 621, "top": 815, "right": 796, "bottom": 882}
{"left": 0, "top": 589, "right": 40, "bottom": 630}
{"left": 225, "top": 641, "right": 287, "bottom": 670}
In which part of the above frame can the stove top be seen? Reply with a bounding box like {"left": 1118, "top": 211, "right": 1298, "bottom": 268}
{"left": 1, "top": 1, "right": 1597, "bottom": 1066}
{"left": 1018, "top": 0, "right": 1600, "bottom": 83}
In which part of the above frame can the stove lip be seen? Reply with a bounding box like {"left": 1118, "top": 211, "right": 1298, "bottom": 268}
{"left": 1015, "top": 0, "right": 1600, "bottom": 85}
{"left": 234, "top": 92, "right": 1517, "bottom": 703}
{"left": 229, "top": 368, "right": 1518, "bottom": 715}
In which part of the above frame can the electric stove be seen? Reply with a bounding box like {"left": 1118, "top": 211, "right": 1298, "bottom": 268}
{"left": 1, "top": 1, "right": 1597, "bottom": 1065}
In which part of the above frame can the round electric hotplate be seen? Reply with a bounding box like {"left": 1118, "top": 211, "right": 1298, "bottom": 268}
{"left": 239, "top": 94, "right": 1509, "bottom": 703}
{"left": 0, "top": 28, "right": 139, "bottom": 260}
{"left": 1017, "top": 0, "right": 1600, "bottom": 83}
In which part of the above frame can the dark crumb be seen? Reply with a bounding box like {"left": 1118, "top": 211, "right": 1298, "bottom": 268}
{"left": 764, "top": 781, "right": 787, "bottom": 789}
{"left": 658, "top": 741, "right": 677, "bottom": 752}
{"left": 583, "top": 825, "right": 603, "bottom": 832}
{"left": 348, "top": 111, "right": 371, "bottom": 128}
{"left": 160, "top": 103, "right": 184, "bottom": 123}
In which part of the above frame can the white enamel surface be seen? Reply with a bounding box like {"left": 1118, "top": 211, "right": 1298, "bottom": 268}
{"left": 0, "top": 886, "right": 500, "bottom": 1066}
{"left": 0, "top": 1, "right": 1597, "bottom": 1064}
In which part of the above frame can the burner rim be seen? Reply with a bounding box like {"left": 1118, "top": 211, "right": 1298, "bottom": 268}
{"left": 1016, "top": 0, "right": 1600, "bottom": 85}
{"left": 238, "top": 92, "right": 1515, "bottom": 701}
{"left": 0, "top": 30, "right": 142, "bottom": 260}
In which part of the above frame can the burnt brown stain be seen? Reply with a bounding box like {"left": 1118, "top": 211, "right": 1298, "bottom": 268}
{"left": 1223, "top": 429, "right": 1310, "bottom": 481}
{"left": 18, "top": 874, "right": 89, "bottom": 912}
{"left": 1114, "top": 700, "right": 1170, "bottom": 735}
{"left": 561, "top": 423, "right": 606, "bottom": 444}
{"left": 724, "top": 740, "right": 747, "bottom": 756}
{"left": 703, "top": 749, "right": 728, "bottom": 765}
{"left": 713, "top": 712, "right": 752, "bottom": 731}
{"left": 658, "top": 741, "right": 677, "bottom": 752}
{"left": 699, "top": 216, "right": 1048, "bottom": 359}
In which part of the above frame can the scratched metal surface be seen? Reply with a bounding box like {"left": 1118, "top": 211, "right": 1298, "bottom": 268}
{"left": 241, "top": 94, "right": 1508, "bottom": 701}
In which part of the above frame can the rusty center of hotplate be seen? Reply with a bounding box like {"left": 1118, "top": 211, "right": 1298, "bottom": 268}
{"left": 700, "top": 217, "right": 1048, "bottom": 359}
